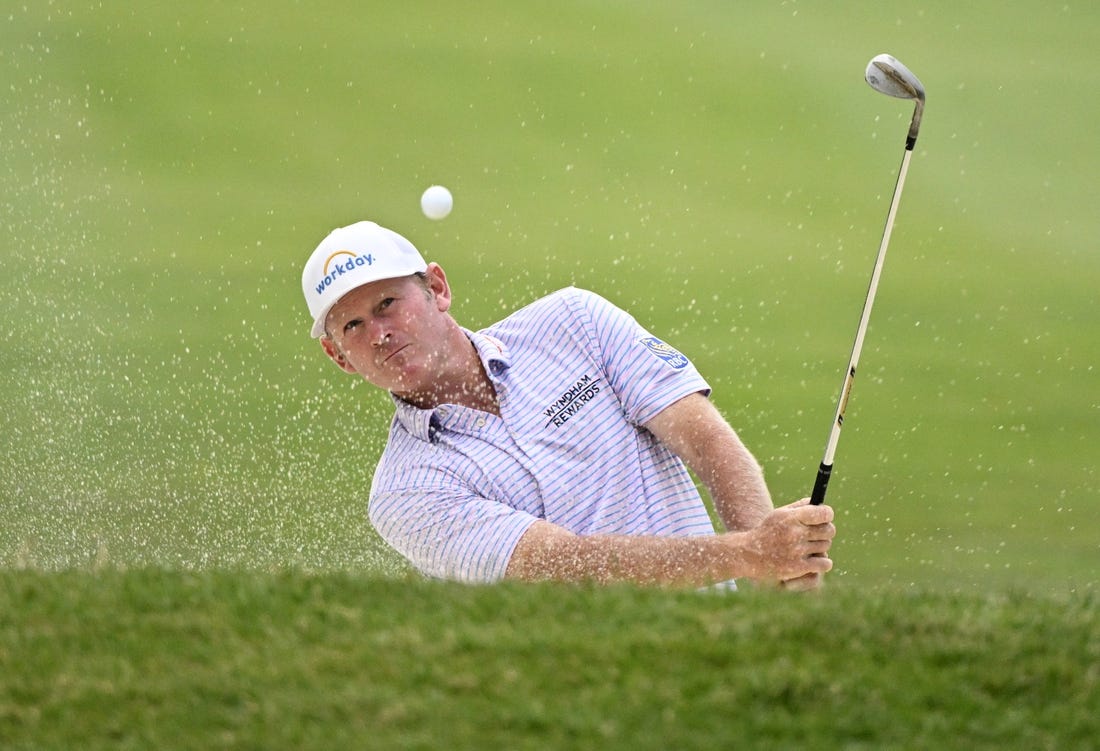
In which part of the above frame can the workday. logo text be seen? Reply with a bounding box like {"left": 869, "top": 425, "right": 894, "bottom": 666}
{"left": 315, "top": 250, "right": 373, "bottom": 295}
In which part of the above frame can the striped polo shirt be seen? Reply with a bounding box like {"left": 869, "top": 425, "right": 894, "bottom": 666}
{"left": 368, "top": 287, "right": 716, "bottom": 583}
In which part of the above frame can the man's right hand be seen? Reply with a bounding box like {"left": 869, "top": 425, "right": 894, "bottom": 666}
{"left": 737, "top": 498, "right": 835, "bottom": 585}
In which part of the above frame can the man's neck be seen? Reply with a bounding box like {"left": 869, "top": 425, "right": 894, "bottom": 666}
{"left": 396, "top": 332, "right": 500, "bottom": 416}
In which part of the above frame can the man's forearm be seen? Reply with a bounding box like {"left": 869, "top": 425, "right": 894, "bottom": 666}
{"left": 644, "top": 393, "right": 774, "bottom": 532}
{"left": 505, "top": 503, "right": 835, "bottom": 588}
{"left": 505, "top": 522, "right": 754, "bottom": 587}
{"left": 700, "top": 437, "right": 773, "bottom": 532}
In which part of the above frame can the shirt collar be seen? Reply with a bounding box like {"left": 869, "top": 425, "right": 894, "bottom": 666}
{"left": 465, "top": 327, "right": 511, "bottom": 378}
{"left": 390, "top": 328, "right": 511, "bottom": 443}
{"left": 391, "top": 397, "right": 437, "bottom": 442}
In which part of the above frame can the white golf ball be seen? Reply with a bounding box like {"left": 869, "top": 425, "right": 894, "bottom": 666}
{"left": 420, "top": 185, "right": 453, "bottom": 220}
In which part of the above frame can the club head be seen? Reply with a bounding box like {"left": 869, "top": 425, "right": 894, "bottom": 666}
{"left": 865, "top": 54, "right": 926, "bottom": 149}
{"left": 865, "top": 54, "right": 925, "bottom": 101}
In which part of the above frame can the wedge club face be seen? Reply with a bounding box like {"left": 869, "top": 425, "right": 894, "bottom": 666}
{"left": 866, "top": 53, "right": 926, "bottom": 149}
{"left": 865, "top": 54, "right": 925, "bottom": 99}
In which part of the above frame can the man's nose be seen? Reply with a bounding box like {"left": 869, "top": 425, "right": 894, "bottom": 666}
{"left": 368, "top": 320, "right": 391, "bottom": 348}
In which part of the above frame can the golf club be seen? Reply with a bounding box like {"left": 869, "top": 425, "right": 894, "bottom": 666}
{"left": 810, "top": 54, "right": 926, "bottom": 506}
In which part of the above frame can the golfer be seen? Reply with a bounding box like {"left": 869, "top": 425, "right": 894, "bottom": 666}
{"left": 302, "top": 221, "right": 835, "bottom": 590}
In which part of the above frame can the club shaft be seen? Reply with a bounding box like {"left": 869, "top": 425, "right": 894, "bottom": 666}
{"left": 810, "top": 146, "right": 913, "bottom": 505}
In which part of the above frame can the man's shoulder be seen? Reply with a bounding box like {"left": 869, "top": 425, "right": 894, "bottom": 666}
{"left": 494, "top": 286, "right": 610, "bottom": 326}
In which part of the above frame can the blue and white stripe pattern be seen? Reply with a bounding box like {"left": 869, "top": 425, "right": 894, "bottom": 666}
{"left": 368, "top": 287, "right": 716, "bottom": 583}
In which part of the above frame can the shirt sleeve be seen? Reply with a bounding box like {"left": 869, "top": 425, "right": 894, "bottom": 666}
{"left": 566, "top": 288, "right": 711, "bottom": 426}
{"left": 368, "top": 458, "right": 538, "bottom": 584}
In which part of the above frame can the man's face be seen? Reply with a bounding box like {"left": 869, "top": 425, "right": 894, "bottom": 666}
{"left": 321, "top": 264, "right": 451, "bottom": 398}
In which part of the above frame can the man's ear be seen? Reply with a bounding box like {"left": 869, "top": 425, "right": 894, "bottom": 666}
{"left": 425, "top": 262, "right": 452, "bottom": 313}
{"left": 321, "top": 337, "right": 357, "bottom": 374}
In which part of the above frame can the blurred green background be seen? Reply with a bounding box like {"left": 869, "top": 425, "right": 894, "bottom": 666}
{"left": 3, "top": 1, "right": 1097, "bottom": 592}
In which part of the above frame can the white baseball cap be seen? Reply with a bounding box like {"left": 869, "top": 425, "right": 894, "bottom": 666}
{"left": 301, "top": 221, "right": 428, "bottom": 338}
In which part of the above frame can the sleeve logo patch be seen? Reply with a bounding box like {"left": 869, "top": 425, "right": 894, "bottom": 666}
{"left": 638, "top": 336, "right": 689, "bottom": 370}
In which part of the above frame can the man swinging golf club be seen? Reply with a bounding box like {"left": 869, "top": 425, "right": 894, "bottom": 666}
{"left": 301, "top": 221, "right": 835, "bottom": 590}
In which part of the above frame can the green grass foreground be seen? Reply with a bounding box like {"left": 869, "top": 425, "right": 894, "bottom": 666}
{"left": 2, "top": 570, "right": 1096, "bottom": 750}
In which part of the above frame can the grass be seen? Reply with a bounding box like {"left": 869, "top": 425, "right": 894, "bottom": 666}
{"left": 2, "top": 1, "right": 1099, "bottom": 747}
{"left": 3, "top": 570, "right": 1098, "bottom": 750}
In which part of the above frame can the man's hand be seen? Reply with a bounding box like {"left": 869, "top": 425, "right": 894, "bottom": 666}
{"left": 779, "top": 572, "right": 826, "bottom": 592}
{"left": 739, "top": 498, "right": 835, "bottom": 585}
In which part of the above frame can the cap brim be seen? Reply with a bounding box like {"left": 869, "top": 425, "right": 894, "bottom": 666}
{"left": 310, "top": 305, "right": 334, "bottom": 338}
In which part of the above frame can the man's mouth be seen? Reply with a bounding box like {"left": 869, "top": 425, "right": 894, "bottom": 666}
{"left": 383, "top": 344, "right": 409, "bottom": 364}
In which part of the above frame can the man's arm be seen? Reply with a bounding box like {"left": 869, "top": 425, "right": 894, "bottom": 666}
{"left": 644, "top": 392, "right": 773, "bottom": 532}
{"left": 504, "top": 501, "right": 834, "bottom": 586}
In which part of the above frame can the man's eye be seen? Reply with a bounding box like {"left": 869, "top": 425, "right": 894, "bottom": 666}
{"left": 379, "top": 298, "right": 395, "bottom": 311}
{"left": 343, "top": 319, "right": 362, "bottom": 333}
